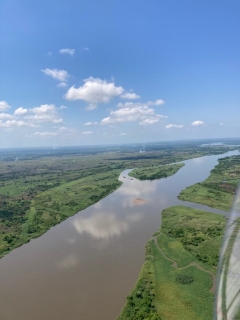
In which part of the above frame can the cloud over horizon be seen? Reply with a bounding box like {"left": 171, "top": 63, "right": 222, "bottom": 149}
{"left": 166, "top": 124, "right": 184, "bottom": 129}
{"left": 102, "top": 100, "right": 167, "bottom": 125}
{"left": 64, "top": 77, "right": 124, "bottom": 108}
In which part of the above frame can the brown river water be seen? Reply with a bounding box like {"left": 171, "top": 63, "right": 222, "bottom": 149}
{"left": 0, "top": 150, "right": 239, "bottom": 320}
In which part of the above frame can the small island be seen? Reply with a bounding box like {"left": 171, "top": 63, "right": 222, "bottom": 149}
{"left": 129, "top": 163, "right": 185, "bottom": 181}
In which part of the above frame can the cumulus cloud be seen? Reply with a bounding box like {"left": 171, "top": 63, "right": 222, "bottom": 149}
{"left": 101, "top": 101, "right": 167, "bottom": 125}
{"left": 14, "top": 107, "right": 28, "bottom": 115}
{"left": 0, "top": 101, "right": 11, "bottom": 111}
{"left": 60, "top": 105, "right": 67, "bottom": 109}
{"left": 84, "top": 122, "right": 93, "bottom": 126}
{"left": 191, "top": 120, "right": 204, "bottom": 126}
{"left": 28, "top": 104, "right": 63, "bottom": 123}
{"left": 64, "top": 77, "right": 124, "bottom": 107}
{"left": 59, "top": 48, "right": 75, "bottom": 56}
{"left": 33, "top": 131, "right": 58, "bottom": 137}
{"left": 82, "top": 131, "right": 92, "bottom": 135}
{"left": 120, "top": 92, "right": 140, "bottom": 100}
{"left": 139, "top": 115, "right": 164, "bottom": 125}
{"left": 57, "top": 82, "right": 68, "bottom": 88}
{"left": 166, "top": 124, "right": 184, "bottom": 129}
{"left": 41, "top": 68, "right": 70, "bottom": 82}
{"left": 0, "top": 120, "right": 35, "bottom": 127}
{"left": 0, "top": 113, "right": 14, "bottom": 119}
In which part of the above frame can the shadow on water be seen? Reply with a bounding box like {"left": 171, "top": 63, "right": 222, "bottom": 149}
{"left": 0, "top": 150, "right": 239, "bottom": 320}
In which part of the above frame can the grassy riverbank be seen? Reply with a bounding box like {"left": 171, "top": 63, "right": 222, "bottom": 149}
{"left": 128, "top": 163, "right": 184, "bottom": 181}
{"left": 0, "top": 166, "right": 123, "bottom": 258}
{"left": 118, "top": 206, "right": 226, "bottom": 320}
{"left": 178, "top": 155, "right": 240, "bottom": 211}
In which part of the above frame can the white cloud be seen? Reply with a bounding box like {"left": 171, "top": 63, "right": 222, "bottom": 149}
{"left": 86, "top": 103, "right": 97, "bottom": 111}
{"left": 120, "top": 133, "right": 127, "bottom": 136}
{"left": 60, "top": 105, "right": 67, "bottom": 109}
{"left": 139, "top": 115, "right": 165, "bottom": 125}
{"left": 28, "top": 104, "right": 63, "bottom": 123}
{"left": 0, "top": 113, "right": 14, "bottom": 119}
{"left": 57, "top": 82, "right": 68, "bottom": 88}
{"left": 152, "top": 99, "right": 165, "bottom": 106}
{"left": 166, "top": 124, "right": 184, "bottom": 129}
{"left": 101, "top": 101, "right": 167, "bottom": 125}
{"left": 41, "top": 68, "right": 70, "bottom": 82}
{"left": 191, "top": 120, "right": 204, "bottom": 126}
{"left": 33, "top": 131, "right": 58, "bottom": 137}
{"left": 120, "top": 92, "right": 140, "bottom": 100}
{"left": 117, "top": 99, "right": 164, "bottom": 108}
{"left": 59, "top": 48, "right": 75, "bottom": 56}
{"left": 47, "top": 52, "right": 52, "bottom": 56}
{"left": 0, "top": 101, "right": 11, "bottom": 111}
{"left": 84, "top": 122, "right": 93, "bottom": 126}
{"left": 82, "top": 131, "right": 92, "bottom": 135}
{"left": 83, "top": 47, "right": 89, "bottom": 51}
{"left": 64, "top": 77, "right": 124, "bottom": 107}
{"left": 0, "top": 120, "right": 34, "bottom": 127}
{"left": 14, "top": 107, "right": 28, "bottom": 115}
{"left": 220, "top": 122, "right": 223, "bottom": 126}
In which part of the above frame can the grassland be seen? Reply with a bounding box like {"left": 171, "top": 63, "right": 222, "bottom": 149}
{"left": 128, "top": 163, "right": 184, "bottom": 181}
{"left": 118, "top": 206, "right": 226, "bottom": 320}
{"left": 178, "top": 155, "right": 240, "bottom": 211}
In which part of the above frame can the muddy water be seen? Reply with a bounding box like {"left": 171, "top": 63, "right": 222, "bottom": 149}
{"left": 0, "top": 150, "right": 239, "bottom": 320}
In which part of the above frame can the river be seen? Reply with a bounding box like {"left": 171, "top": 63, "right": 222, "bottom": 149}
{"left": 0, "top": 150, "right": 238, "bottom": 320}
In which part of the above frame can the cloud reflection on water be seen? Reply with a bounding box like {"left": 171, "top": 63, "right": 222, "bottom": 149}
{"left": 73, "top": 212, "right": 142, "bottom": 240}
{"left": 57, "top": 254, "right": 78, "bottom": 269}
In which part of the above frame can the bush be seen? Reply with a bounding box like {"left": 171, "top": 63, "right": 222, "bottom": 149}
{"left": 176, "top": 274, "right": 193, "bottom": 284}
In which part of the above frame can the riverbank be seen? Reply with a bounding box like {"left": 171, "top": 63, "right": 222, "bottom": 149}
{"left": 128, "top": 163, "right": 184, "bottom": 181}
{"left": 118, "top": 206, "right": 226, "bottom": 320}
{"left": 178, "top": 154, "right": 240, "bottom": 211}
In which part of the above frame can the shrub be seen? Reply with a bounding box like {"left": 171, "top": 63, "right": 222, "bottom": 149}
{"left": 176, "top": 274, "right": 193, "bottom": 284}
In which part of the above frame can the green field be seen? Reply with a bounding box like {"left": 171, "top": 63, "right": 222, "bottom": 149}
{"left": 128, "top": 163, "right": 184, "bottom": 181}
{"left": 118, "top": 206, "right": 226, "bottom": 320}
{"left": 178, "top": 155, "right": 240, "bottom": 211}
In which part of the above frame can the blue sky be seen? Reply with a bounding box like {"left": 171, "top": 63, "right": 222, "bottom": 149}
{"left": 1, "top": 0, "right": 240, "bottom": 147}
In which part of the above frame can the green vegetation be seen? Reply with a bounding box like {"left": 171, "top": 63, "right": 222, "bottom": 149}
{"left": 178, "top": 155, "right": 240, "bottom": 211}
{"left": 118, "top": 240, "right": 161, "bottom": 320}
{"left": 160, "top": 206, "right": 225, "bottom": 270}
{"left": 119, "top": 206, "right": 226, "bottom": 320}
{"left": 129, "top": 163, "right": 184, "bottom": 181}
